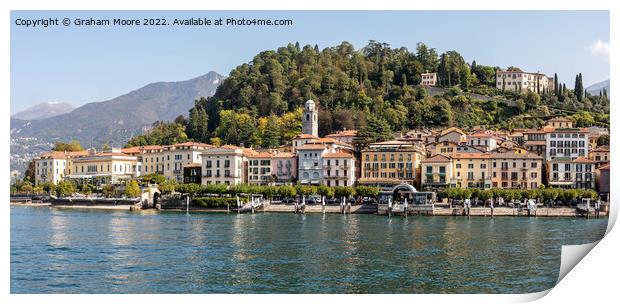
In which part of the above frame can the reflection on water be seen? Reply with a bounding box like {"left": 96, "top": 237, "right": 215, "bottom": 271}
{"left": 11, "top": 206, "right": 607, "bottom": 294}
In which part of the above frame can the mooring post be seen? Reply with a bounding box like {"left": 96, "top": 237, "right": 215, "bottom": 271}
{"left": 322, "top": 196, "right": 325, "bottom": 214}
{"left": 490, "top": 199, "right": 494, "bottom": 217}
{"left": 388, "top": 198, "right": 393, "bottom": 217}
{"left": 236, "top": 195, "right": 240, "bottom": 214}
{"left": 404, "top": 198, "right": 408, "bottom": 217}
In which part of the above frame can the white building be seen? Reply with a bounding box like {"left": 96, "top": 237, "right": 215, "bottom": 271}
{"left": 466, "top": 133, "right": 498, "bottom": 152}
{"left": 34, "top": 151, "right": 87, "bottom": 185}
{"left": 547, "top": 157, "right": 596, "bottom": 189}
{"left": 496, "top": 70, "right": 550, "bottom": 94}
{"left": 323, "top": 152, "right": 356, "bottom": 187}
{"left": 420, "top": 72, "right": 438, "bottom": 86}
{"left": 297, "top": 143, "right": 331, "bottom": 185}
{"left": 546, "top": 128, "right": 589, "bottom": 161}
{"left": 201, "top": 145, "right": 253, "bottom": 186}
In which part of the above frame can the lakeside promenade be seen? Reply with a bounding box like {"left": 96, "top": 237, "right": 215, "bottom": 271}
{"left": 10, "top": 201, "right": 607, "bottom": 217}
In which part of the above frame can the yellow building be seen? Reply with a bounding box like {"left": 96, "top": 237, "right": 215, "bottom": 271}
{"left": 359, "top": 140, "right": 425, "bottom": 189}
{"left": 139, "top": 145, "right": 164, "bottom": 175}
{"left": 162, "top": 142, "right": 213, "bottom": 182}
{"left": 66, "top": 149, "right": 139, "bottom": 185}
{"left": 488, "top": 150, "right": 543, "bottom": 189}
{"left": 420, "top": 154, "right": 457, "bottom": 190}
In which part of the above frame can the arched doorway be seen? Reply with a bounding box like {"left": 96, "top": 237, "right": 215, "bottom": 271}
{"left": 392, "top": 183, "right": 417, "bottom": 203}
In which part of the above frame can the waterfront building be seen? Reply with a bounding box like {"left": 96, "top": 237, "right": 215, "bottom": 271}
{"left": 139, "top": 145, "right": 164, "bottom": 175}
{"left": 495, "top": 70, "right": 550, "bottom": 93}
{"left": 488, "top": 150, "right": 542, "bottom": 189}
{"left": 325, "top": 129, "right": 357, "bottom": 145}
{"left": 162, "top": 142, "right": 213, "bottom": 182}
{"left": 247, "top": 152, "right": 274, "bottom": 185}
{"left": 359, "top": 140, "right": 425, "bottom": 189}
{"left": 183, "top": 164, "right": 202, "bottom": 184}
{"left": 547, "top": 157, "right": 596, "bottom": 189}
{"left": 34, "top": 150, "right": 88, "bottom": 185}
{"left": 201, "top": 145, "right": 254, "bottom": 186}
{"left": 596, "top": 163, "right": 610, "bottom": 201}
{"left": 302, "top": 99, "right": 318, "bottom": 138}
{"left": 66, "top": 148, "right": 139, "bottom": 185}
{"left": 590, "top": 145, "right": 610, "bottom": 168}
{"left": 421, "top": 154, "right": 456, "bottom": 190}
{"left": 297, "top": 143, "right": 331, "bottom": 185}
{"left": 420, "top": 72, "right": 438, "bottom": 86}
{"left": 451, "top": 152, "right": 492, "bottom": 189}
{"left": 322, "top": 152, "right": 356, "bottom": 187}
{"left": 271, "top": 152, "right": 297, "bottom": 185}
{"left": 545, "top": 127, "right": 589, "bottom": 161}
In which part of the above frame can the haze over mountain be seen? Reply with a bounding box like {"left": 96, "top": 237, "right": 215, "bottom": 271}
{"left": 11, "top": 71, "right": 224, "bottom": 146}
{"left": 10, "top": 71, "right": 225, "bottom": 173}
{"left": 12, "top": 102, "right": 76, "bottom": 120}
{"left": 586, "top": 79, "right": 610, "bottom": 96}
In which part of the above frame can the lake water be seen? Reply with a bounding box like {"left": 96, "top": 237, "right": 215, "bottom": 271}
{"left": 10, "top": 206, "right": 607, "bottom": 294}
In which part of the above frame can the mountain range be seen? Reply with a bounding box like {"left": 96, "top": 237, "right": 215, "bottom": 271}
{"left": 586, "top": 79, "right": 610, "bottom": 96}
{"left": 10, "top": 71, "right": 225, "bottom": 174}
{"left": 12, "top": 102, "right": 76, "bottom": 120}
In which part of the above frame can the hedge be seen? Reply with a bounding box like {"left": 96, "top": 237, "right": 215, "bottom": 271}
{"left": 192, "top": 197, "right": 247, "bottom": 208}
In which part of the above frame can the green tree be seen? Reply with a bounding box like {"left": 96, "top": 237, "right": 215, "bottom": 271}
{"left": 52, "top": 140, "right": 84, "bottom": 152}
{"left": 102, "top": 184, "right": 116, "bottom": 198}
{"left": 597, "top": 134, "right": 610, "bottom": 146}
{"left": 355, "top": 115, "right": 394, "bottom": 146}
{"left": 355, "top": 186, "right": 380, "bottom": 198}
{"left": 56, "top": 180, "right": 76, "bottom": 197}
{"left": 158, "top": 181, "right": 176, "bottom": 195}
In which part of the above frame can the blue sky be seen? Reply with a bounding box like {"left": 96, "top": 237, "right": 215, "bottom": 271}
{"left": 11, "top": 11, "right": 609, "bottom": 113}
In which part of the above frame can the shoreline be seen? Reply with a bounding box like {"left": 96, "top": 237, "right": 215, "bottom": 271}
{"left": 10, "top": 204, "right": 606, "bottom": 217}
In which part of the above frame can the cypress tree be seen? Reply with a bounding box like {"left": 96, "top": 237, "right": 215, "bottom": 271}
{"left": 554, "top": 73, "right": 558, "bottom": 95}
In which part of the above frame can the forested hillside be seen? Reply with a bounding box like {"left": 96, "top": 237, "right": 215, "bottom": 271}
{"left": 126, "top": 41, "right": 610, "bottom": 149}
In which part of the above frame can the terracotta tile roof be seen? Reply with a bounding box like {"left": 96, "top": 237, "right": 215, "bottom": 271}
{"left": 421, "top": 154, "right": 452, "bottom": 163}
{"left": 139, "top": 145, "right": 164, "bottom": 151}
{"left": 247, "top": 152, "right": 274, "bottom": 158}
{"left": 121, "top": 147, "right": 141, "bottom": 154}
{"left": 439, "top": 127, "right": 466, "bottom": 136}
{"left": 271, "top": 152, "right": 296, "bottom": 158}
{"left": 323, "top": 152, "right": 354, "bottom": 158}
{"left": 296, "top": 143, "right": 327, "bottom": 150}
{"left": 572, "top": 157, "right": 597, "bottom": 164}
{"left": 293, "top": 133, "right": 319, "bottom": 139}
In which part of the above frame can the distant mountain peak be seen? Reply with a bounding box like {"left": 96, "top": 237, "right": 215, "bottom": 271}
{"left": 11, "top": 101, "right": 76, "bottom": 120}
{"left": 585, "top": 79, "right": 610, "bottom": 96}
